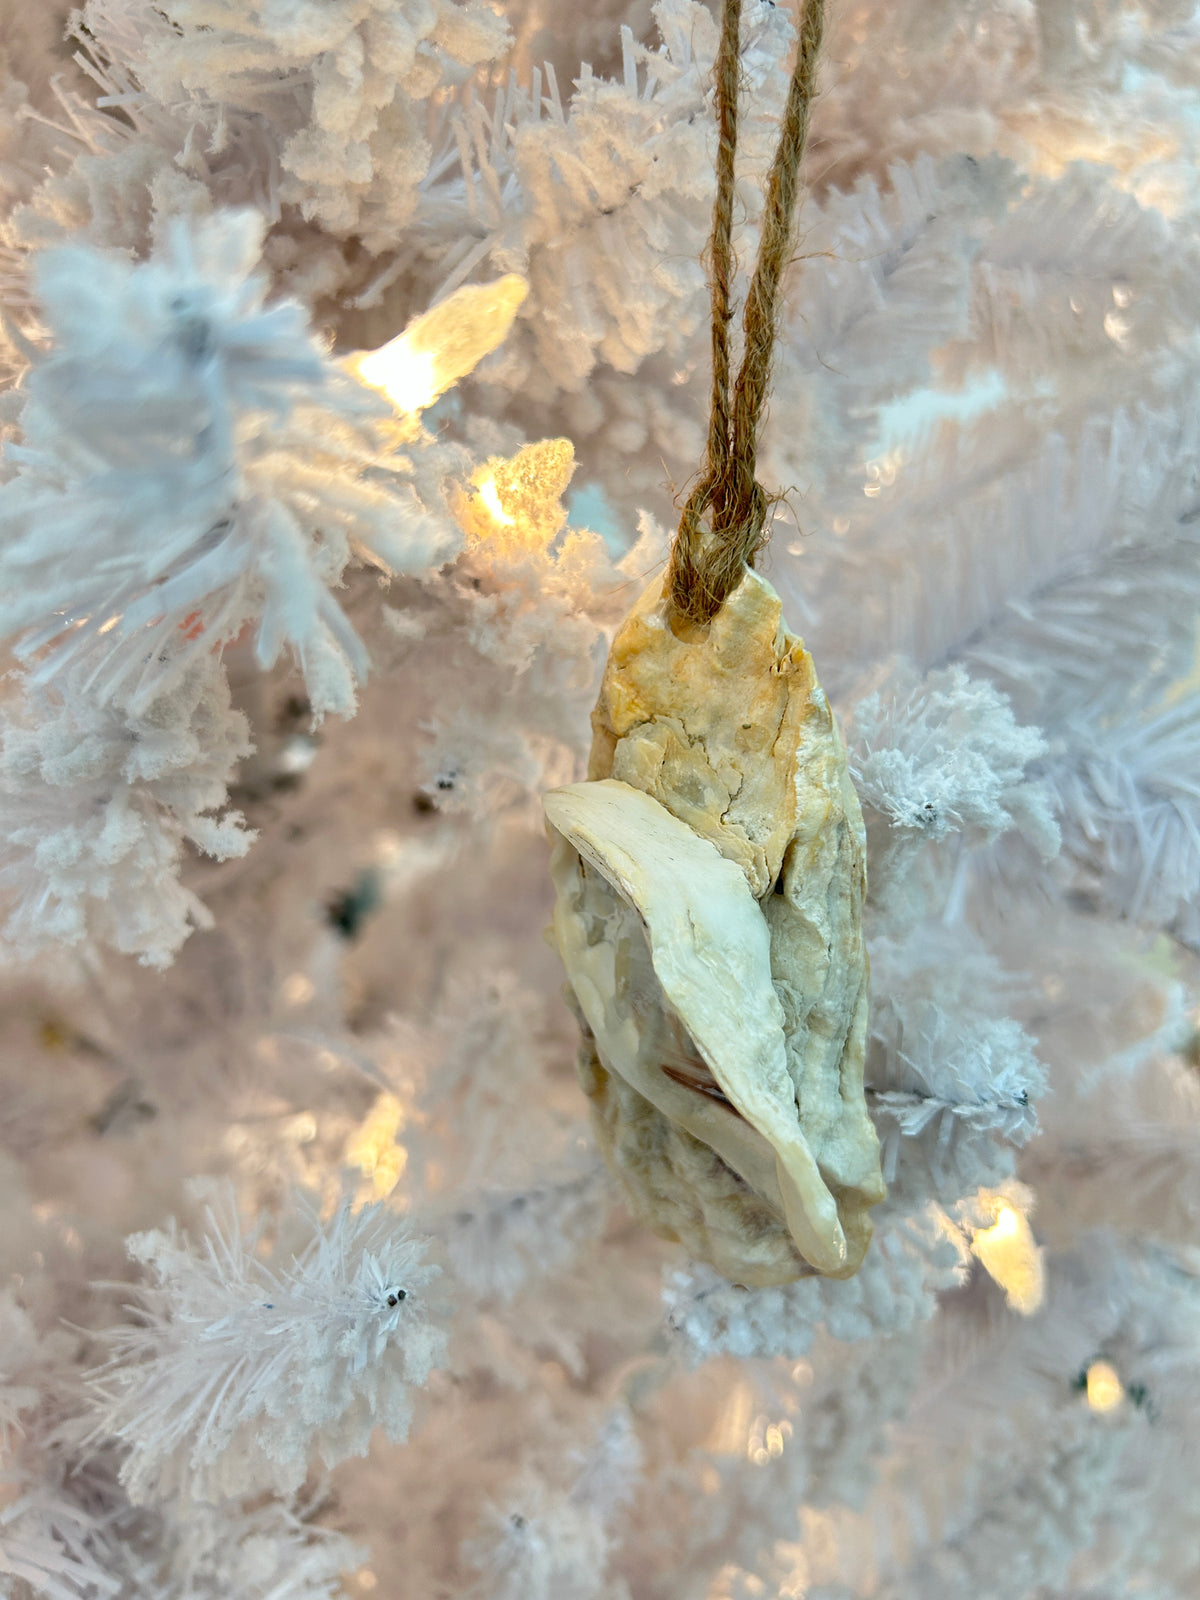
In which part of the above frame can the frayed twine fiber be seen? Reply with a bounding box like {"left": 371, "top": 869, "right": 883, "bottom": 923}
{"left": 669, "top": 0, "right": 827, "bottom": 624}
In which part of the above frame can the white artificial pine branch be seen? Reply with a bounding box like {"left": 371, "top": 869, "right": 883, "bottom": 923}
{"left": 788, "top": 1236, "right": 1200, "bottom": 1600}
{"left": 566, "top": 1408, "right": 641, "bottom": 1523}
{"left": 871, "top": 1414, "right": 1140, "bottom": 1600}
{"left": 1053, "top": 693, "right": 1200, "bottom": 930}
{"left": 764, "top": 150, "right": 1200, "bottom": 685}
{"left": 657, "top": 1332, "right": 930, "bottom": 1600}
{"left": 1, "top": 1292, "right": 364, "bottom": 1598}
{"left": 0, "top": 1305, "right": 129, "bottom": 1600}
{"left": 0, "top": 1487, "right": 121, "bottom": 1600}
{"left": 461, "top": 1408, "right": 641, "bottom": 1600}
{"left": 463, "top": 1488, "right": 613, "bottom": 1600}
{"left": 0, "top": 208, "right": 454, "bottom": 720}
{"left": 2, "top": 1474, "right": 361, "bottom": 1600}
{"left": 765, "top": 152, "right": 1007, "bottom": 504}
{"left": 866, "top": 931, "right": 1046, "bottom": 1205}
{"left": 0, "top": 659, "right": 253, "bottom": 968}
{"left": 0, "top": 1289, "right": 43, "bottom": 1449}
{"left": 850, "top": 664, "right": 1058, "bottom": 850}
{"left": 67, "top": 0, "right": 510, "bottom": 254}
{"left": 846, "top": 662, "right": 1059, "bottom": 924}
{"left": 439, "top": 1160, "right": 610, "bottom": 1303}
{"left": 407, "top": 0, "right": 794, "bottom": 395}
{"left": 663, "top": 1208, "right": 969, "bottom": 1364}
{"left": 963, "top": 531, "right": 1200, "bottom": 932}
{"left": 87, "top": 1183, "right": 446, "bottom": 1504}
{"left": 806, "top": 406, "right": 1195, "bottom": 690}
{"left": 965, "top": 534, "right": 1200, "bottom": 727}
{"left": 143, "top": 1492, "right": 364, "bottom": 1600}
{"left": 1026, "top": 1033, "right": 1200, "bottom": 1245}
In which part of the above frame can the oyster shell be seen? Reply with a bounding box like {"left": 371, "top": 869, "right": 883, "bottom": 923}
{"left": 544, "top": 570, "right": 884, "bottom": 1283}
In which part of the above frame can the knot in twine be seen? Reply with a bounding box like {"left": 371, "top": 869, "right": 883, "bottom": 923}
{"left": 669, "top": 0, "right": 827, "bottom": 625}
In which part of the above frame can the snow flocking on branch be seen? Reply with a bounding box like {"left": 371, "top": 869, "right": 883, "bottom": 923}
{"left": 0, "top": 1288, "right": 46, "bottom": 1449}
{"left": 963, "top": 529, "right": 1200, "bottom": 936}
{"left": 86, "top": 1183, "right": 447, "bottom": 1504}
{"left": 462, "top": 1481, "right": 613, "bottom": 1600}
{"left": 69, "top": 0, "right": 511, "bottom": 254}
{"left": 1, "top": 1473, "right": 362, "bottom": 1600}
{"left": 866, "top": 931, "right": 1047, "bottom": 1205}
{"left": 663, "top": 1208, "right": 970, "bottom": 1365}
{"left": 849, "top": 664, "right": 1059, "bottom": 853}
{"left": 0, "top": 660, "right": 253, "bottom": 969}
{"left": 846, "top": 663, "right": 1060, "bottom": 917}
{"left": 0, "top": 207, "right": 456, "bottom": 722}
{"left": 0, "top": 1488, "right": 121, "bottom": 1600}
{"left": 461, "top": 1408, "right": 642, "bottom": 1600}
{"left": 439, "top": 1159, "right": 610, "bottom": 1303}
{"left": 141, "top": 1493, "right": 364, "bottom": 1600}
{"left": 869, "top": 1014, "right": 1041, "bottom": 1152}
{"left": 412, "top": 0, "right": 794, "bottom": 397}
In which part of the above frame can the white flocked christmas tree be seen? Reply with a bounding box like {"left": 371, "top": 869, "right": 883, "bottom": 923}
{"left": 0, "top": 0, "right": 1199, "bottom": 1596}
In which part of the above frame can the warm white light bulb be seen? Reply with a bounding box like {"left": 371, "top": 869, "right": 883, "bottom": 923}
{"left": 455, "top": 438, "right": 576, "bottom": 552}
{"left": 476, "top": 474, "right": 516, "bottom": 527}
{"left": 348, "top": 274, "right": 528, "bottom": 416}
{"left": 345, "top": 1092, "right": 408, "bottom": 1201}
{"left": 972, "top": 1201, "right": 1045, "bottom": 1315}
{"left": 352, "top": 342, "right": 439, "bottom": 415}
{"left": 1086, "top": 1360, "right": 1124, "bottom": 1413}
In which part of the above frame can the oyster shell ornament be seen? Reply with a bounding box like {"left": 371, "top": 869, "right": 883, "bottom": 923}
{"left": 544, "top": 570, "right": 885, "bottom": 1285}
{"left": 545, "top": 0, "right": 882, "bottom": 1284}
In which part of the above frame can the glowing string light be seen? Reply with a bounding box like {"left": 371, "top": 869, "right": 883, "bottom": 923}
{"left": 476, "top": 474, "right": 516, "bottom": 528}
{"left": 353, "top": 343, "right": 438, "bottom": 415}
{"left": 1085, "top": 1360, "right": 1124, "bottom": 1413}
{"left": 345, "top": 1092, "right": 408, "bottom": 1200}
{"left": 971, "top": 1199, "right": 1045, "bottom": 1315}
{"left": 456, "top": 438, "right": 576, "bottom": 553}
{"left": 347, "top": 274, "right": 529, "bottom": 417}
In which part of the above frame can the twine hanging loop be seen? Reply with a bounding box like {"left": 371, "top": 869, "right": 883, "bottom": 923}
{"left": 669, "top": 0, "right": 828, "bottom": 624}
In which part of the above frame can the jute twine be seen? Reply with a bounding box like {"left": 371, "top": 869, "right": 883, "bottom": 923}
{"left": 669, "top": 0, "right": 827, "bottom": 624}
